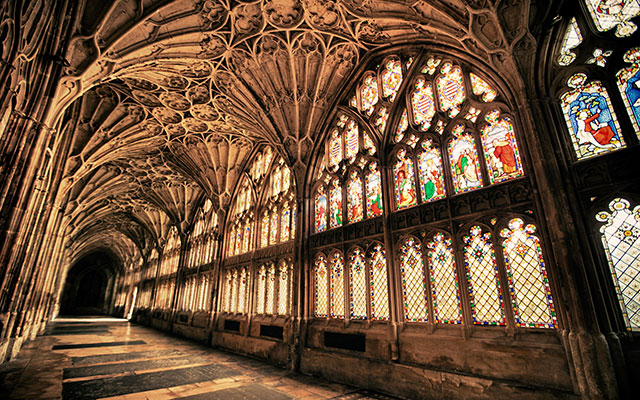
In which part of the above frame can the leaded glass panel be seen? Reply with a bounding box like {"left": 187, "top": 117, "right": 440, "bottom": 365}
{"left": 361, "top": 73, "right": 379, "bottom": 116}
{"left": 411, "top": 77, "right": 436, "bottom": 130}
{"left": 349, "top": 248, "right": 368, "bottom": 319}
{"left": 330, "top": 180, "right": 343, "bottom": 228}
{"left": 381, "top": 58, "right": 403, "bottom": 102}
{"left": 436, "top": 63, "right": 465, "bottom": 117}
{"left": 266, "top": 265, "right": 275, "bottom": 315}
{"left": 617, "top": 47, "right": 640, "bottom": 133}
{"left": 314, "top": 255, "right": 328, "bottom": 317}
{"left": 315, "top": 187, "right": 327, "bottom": 233}
{"left": 366, "top": 163, "right": 383, "bottom": 218}
{"left": 585, "top": 0, "right": 640, "bottom": 37}
{"left": 369, "top": 244, "right": 389, "bottom": 320}
{"left": 481, "top": 111, "right": 524, "bottom": 184}
{"left": 394, "top": 149, "right": 417, "bottom": 209}
{"left": 400, "top": 237, "right": 429, "bottom": 322}
{"left": 330, "top": 252, "right": 345, "bottom": 319}
{"left": 449, "top": 125, "right": 483, "bottom": 193}
{"left": 278, "top": 263, "right": 289, "bottom": 315}
{"left": 256, "top": 266, "right": 266, "bottom": 314}
{"left": 427, "top": 233, "right": 462, "bottom": 324}
{"left": 347, "top": 171, "right": 364, "bottom": 223}
{"left": 417, "top": 140, "right": 446, "bottom": 202}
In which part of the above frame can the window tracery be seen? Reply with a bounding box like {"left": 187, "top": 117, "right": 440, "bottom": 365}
{"left": 222, "top": 266, "right": 250, "bottom": 314}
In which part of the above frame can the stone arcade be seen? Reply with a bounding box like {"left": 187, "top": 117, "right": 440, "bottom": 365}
{"left": 0, "top": 1, "right": 639, "bottom": 399}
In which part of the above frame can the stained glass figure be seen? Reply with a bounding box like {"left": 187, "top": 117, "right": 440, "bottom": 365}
{"left": 266, "top": 265, "right": 276, "bottom": 314}
{"left": 345, "top": 120, "right": 359, "bottom": 160}
{"left": 561, "top": 73, "right": 625, "bottom": 159}
{"left": 330, "top": 252, "right": 345, "bottom": 318}
{"left": 381, "top": 58, "right": 403, "bottom": 102}
{"left": 469, "top": 73, "right": 497, "bottom": 102}
{"left": 400, "top": 237, "right": 429, "bottom": 322}
{"left": 463, "top": 226, "right": 505, "bottom": 325}
{"left": 347, "top": 171, "right": 364, "bottom": 223}
{"left": 361, "top": 73, "right": 379, "bottom": 116}
{"left": 501, "top": 219, "right": 557, "bottom": 328}
{"left": 261, "top": 212, "right": 269, "bottom": 248}
{"left": 558, "top": 18, "right": 583, "bottom": 66}
{"left": 617, "top": 47, "right": 640, "bottom": 133}
{"left": 329, "top": 180, "right": 343, "bottom": 228}
{"left": 315, "top": 186, "right": 327, "bottom": 232}
{"left": 436, "top": 63, "right": 465, "bottom": 117}
{"left": 448, "top": 126, "right": 483, "bottom": 193}
{"left": 349, "top": 248, "right": 368, "bottom": 319}
{"left": 366, "top": 162, "right": 383, "bottom": 218}
{"left": 375, "top": 107, "right": 390, "bottom": 134}
{"left": 394, "top": 149, "right": 417, "bottom": 209}
{"left": 427, "top": 233, "right": 462, "bottom": 324}
{"left": 596, "top": 198, "right": 640, "bottom": 330}
{"left": 417, "top": 140, "right": 446, "bottom": 202}
{"left": 369, "top": 244, "right": 389, "bottom": 320}
{"left": 586, "top": 48, "right": 613, "bottom": 67}
{"left": 270, "top": 212, "right": 279, "bottom": 244}
{"left": 281, "top": 205, "right": 291, "bottom": 242}
{"left": 329, "top": 129, "right": 342, "bottom": 169}
{"left": 411, "top": 77, "right": 436, "bottom": 130}
{"left": 396, "top": 109, "right": 409, "bottom": 142}
{"left": 256, "top": 266, "right": 266, "bottom": 314}
{"left": 585, "top": 0, "right": 640, "bottom": 37}
{"left": 278, "top": 263, "right": 289, "bottom": 315}
{"left": 481, "top": 111, "right": 524, "bottom": 184}
{"left": 364, "top": 132, "right": 376, "bottom": 155}
{"left": 314, "top": 255, "right": 328, "bottom": 317}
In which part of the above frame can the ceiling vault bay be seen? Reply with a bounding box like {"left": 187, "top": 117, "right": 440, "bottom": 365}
{"left": 48, "top": 0, "right": 535, "bottom": 264}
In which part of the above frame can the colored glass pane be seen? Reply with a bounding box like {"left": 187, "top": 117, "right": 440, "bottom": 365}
{"left": 230, "top": 269, "right": 238, "bottom": 313}
{"left": 282, "top": 166, "right": 291, "bottom": 193}
{"left": 223, "top": 270, "right": 232, "bottom": 312}
{"left": 329, "top": 181, "right": 343, "bottom": 228}
{"left": 481, "top": 111, "right": 524, "bottom": 184}
{"left": 256, "top": 266, "right": 266, "bottom": 314}
{"left": 366, "top": 162, "right": 383, "bottom": 218}
{"left": 374, "top": 107, "right": 390, "bottom": 134}
{"left": 501, "top": 219, "right": 557, "bottom": 328}
{"left": 254, "top": 153, "right": 263, "bottom": 178}
{"left": 329, "top": 129, "right": 342, "bottom": 168}
{"left": 272, "top": 168, "right": 282, "bottom": 196}
{"left": 560, "top": 73, "right": 625, "bottom": 159}
{"left": 586, "top": 48, "right": 613, "bottom": 67}
{"left": 400, "top": 237, "right": 429, "bottom": 322}
{"left": 361, "top": 73, "right": 379, "bottom": 116}
{"left": 617, "top": 48, "right": 640, "bottom": 133}
{"left": 427, "top": 233, "right": 462, "bottom": 324}
{"left": 281, "top": 205, "right": 290, "bottom": 241}
{"left": 596, "top": 198, "right": 640, "bottom": 330}
{"left": 411, "top": 77, "right": 436, "bottom": 130}
{"left": 585, "top": 0, "right": 640, "bottom": 37}
{"left": 347, "top": 172, "right": 363, "bottom": 223}
{"left": 228, "top": 228, "right": 236, "bottom": 257}
{"left": 345, "top": 120, "right": 359, "bottom": 160}
{"left": 436, "top": 63, "right": 465, "bottom": 117}
{"left": 263, "top": 147, "right": 273, "bottom": 174}
{"left": 369, "top": 244, "right": 389, "bottom": 320}
{"left": 278, "top": 263, "right": 289, "bottom": 315}
{"left": 417, "top": 140, "right": 446, "bottom": 203}
{"left": 242, "top": 223, "right": 251, "bottom": 253}
{"left": 349, "top": 248, "right": 368, "bottom": 319}
{"left": 422, "top": 57, "right": 441, "bottom": 75}
{"left": 463, "top": 226, "right": 505, "bottom": 325}
{"left": 234, "top": 227, "right": 241, "bottom": 255}
{"left": 558, "top": 17, "right": 583, "bottom": 66}
{"left": 381, "top": 58, "right": 403, "bottom": 102}
{"left": 237, "top": 268, "right": 246, "bottom": 313}
{"left": 469, "top": 73, "right": 497, "bottom": 102}
{"left": 364, "top": 132, "right": 376, "bottom": 155}
{"left": 270, "top": 212, "right": 278, "bottom": 244}
{"left": 315, "top": 187, "right": 327, "bottom": 233}
{"left": 395, "top": 108, "right": 409, "bottom": 142}
{"left": 291, "top": 203, "right": 297, "bottom": 239}
{"left": 314, "top": 255, "right": 328, "bottom": 317}
{"left": 393, "top": 149, "right": 417, "bottom": 209}
{"left": 330, "top": 252, "right": 345, "bottom": 318}
{"left": 265, "top": 265, "right": 275, "bottom": 314}
{"left": 448, "top": 128, "right": 483, "bottom": 193}
{"left": 261, "top": 213, "right": 269, "bottom": 248}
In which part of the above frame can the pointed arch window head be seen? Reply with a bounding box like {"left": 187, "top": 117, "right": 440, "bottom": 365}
{"left": 561, "top": 73, "right": 625, "bottom": 159}
{"left": 469, "top": 73, "right": 498, "bottom": 102}
{"left": 617, "top": 47, "right": 640, "bottom": 132}
{"left": 558, "top": 18, "right": 583, "bottom": 66}
{"left": 596, "top": 198, "right": 640, "bottom": 330}
{"left": 585, "top": 0, "right": 640, "bottom": 37}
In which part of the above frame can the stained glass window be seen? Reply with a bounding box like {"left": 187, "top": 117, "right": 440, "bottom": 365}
{"left": 361, "top": 73, "right": 379, "bottom": 116}
{"left": 223, "top": 270, "right": 232, "bottom": 312}
{"left": 436, "top": 63, "right": 465, "bottom": 117}
{"left": 330, "top": 252, "right": 345, "bottom": 318}
{"left": 481, "top": 111, "right": 524, "bottom": 184}
{"left": 256, "top": 266, "right": 266, "bottom": 314}
{"left": 228, "top": 229, "right": 236, "bottom": 257}
{"left": 469, "top": 73, "right": 497, "bottom": 102}
{"left": 364, "top": 132, "right": 376, "bottom": 156}
{"left": 585, "top": 0, "right": 640, "bottom": 37}
{"left": 281, "top": 205, "right": 291, "bottom": 242}
{"left": 411, "top": 77, "right": 436, "bottom": 130}
{"left": 282, "top": 167, "right": 291, "bottom": 193}
{"left": 329, "top": 129, "right": 342, "bottom": 168}
{"left": 560, "top": 73, "right": 625, "bottom": 159}
{"left": 345, "top": 120, "right": 359, "bottom": 160}
{"left": 272, "top": 168, "right": 282, "bottom": 196}
{"left": 396, "top": 109, "right": 409, "bottom": 142}
{"left": 234, "top": 227, "right": 242, "bottom": 255}
{"left": 417, "top": 140, "right": 446, "bottom": 202}
{"left": 261, "top": 212, "right": 269, "bottom": 248}
{"left": 586, "top": 48, "right": 613, "bottom": 67}
{"left": 278, "top": 262, "right": 289, "bottom": 315}
{"left": 329, "top": 180, "right": 343, "bottom": 228}
{"left": 242, "top": 222, "right": 251, "bottom": 253}
{"left": 315, "top": 186, "right": 327, "bottom": 233}
{"left": 349, "top": 248, "right": 368, "bottom": 319}
{"left": 374, "top": 107, "right": 390, "bottom": 134}
{"left": 449, "top": 125, "right": 483, "bottom": 193}
{"left": 263, "top": 147, "right": 274, "bottom": 174}
{"left": 427, "top": 233, "right": 462, "bottom": 324}
{"left": 617, "top": 47, "right": 640, "bottom": 133}
{"left": 400, "top": 237, "right": 429, "bottom": 322}
{"left": 314, "top": 255, "right": 328, "bottom": 317}
{"left": 369, "top": 244, "right": 389, "bottom": 320}
{"left": 269, "top": 212, "right": 278, "bottom": 245}
{"left": 596, "top": 198, "right": 640, "bottom": 330}
{"left": 366, "top": 162, "right": 383, "bottom": 218}
{"left": 501, "top": 219, "right": 557, "bottom": 328}
{"left": 347, "top": 171, "right": 363, "bottom": 223}
{"left": 394, "top": 149, "right": 417, "bottom": 209}
{"left": 381, "top": 58, "right": 403, "bottom": 102}
{"left": 266, "top": 265, "right": 275, "bottom": 314}
{"left": 291, "top": 203, "right": 297, "bottom": 239}
{"left": 239, "top": 267, "right": 248, "bottom": 314}
{"left": 463, "top": 226, "right": 505, "bottom": 325}
{"left": 558, "top": 18, "right": 583, "bottom": 66}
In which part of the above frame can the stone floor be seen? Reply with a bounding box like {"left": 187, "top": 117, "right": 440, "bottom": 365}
{"left": 0, "top": 317, "right": 397, "bottom": 400}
